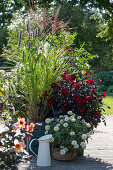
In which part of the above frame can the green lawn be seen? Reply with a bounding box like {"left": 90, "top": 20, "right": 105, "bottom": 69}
{"left": 102, "top": 92, "right": 113, "bottom": 115}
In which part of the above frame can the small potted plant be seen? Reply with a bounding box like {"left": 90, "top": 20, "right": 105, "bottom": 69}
{"left": 45, "top": 111, "right": 93, "bottom": 161}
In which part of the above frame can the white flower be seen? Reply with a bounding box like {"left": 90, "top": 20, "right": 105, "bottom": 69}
{"left": 77, "top": 116, "right": 81, "bottom": 120}
{"left": 70, "top": 131, "right": 75, "bottom": 136}
{"left": 64, "top": 147, "right": 68, "bottom": 152}
{"left": 63, "top": 123, "right": 68, "bottom": 127}
{"left": 68, "top": 111, "right": 73, "bottom": 115}
{"left": 59, "top": 115, "right": 64, "bottom": 118}
{"left": 45, "top": 125, "right": 50, "bottom": 131}
{"left": 60, "top": 149, "right": 66, "bottom": 155}
{"left": 89, "top": 131, "right": 93, "bottom": 135}
{"left": 54, "top": 126, "right": 59, "bottom": 132}
{"left": 86, "top": 133, "right": 91, "bottom": 138}
{"left": 60, "top": 146, "right": 64, "bottom": 149}
{"left": 73, "top": 144, "right": 79, "bottom": 149}
{"left": 71, "top": 118, "right": 76, "bottom": 122}
{"left": 50, "top": 137, "right": 54, "bottom": 142}
{"left": 87, "top": 123, "right": 91, "bottom": 128}
{"left": 64, "top": 116, "right": 69, "bottom": 121}
{"left": 57, "top": 124, "right": 60, "bottom": 126}
{"left": 71, "top": 140, "right": 77, "bottom": 145}
{"left": 80, "top": 142, "right": 86, "bottom": 149}
{"left": 45, "top": 118, "right": 51, "bottom": 124}
{"left": 45, "top": 131, "right": 48, "bottom": 134}
{"left": 60, "top": 119, "right": 63, "bottom": 124}
{"left": 81, "top": 134, "right": 87, "bottom": 140}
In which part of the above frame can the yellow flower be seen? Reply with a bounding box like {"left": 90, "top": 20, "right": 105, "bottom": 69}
{"left": 0, "top": 88, "right": 4, "bottom": 92}
{"left": 0, "top": 92, "right": 3, "bottom": 96}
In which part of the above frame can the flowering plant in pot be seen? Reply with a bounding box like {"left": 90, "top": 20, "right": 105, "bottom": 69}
{"left": 45, "top": 111, "right": 93, "bottom": 160}
{"left": 46, "top": 70, "right": 107, "bottom": 128}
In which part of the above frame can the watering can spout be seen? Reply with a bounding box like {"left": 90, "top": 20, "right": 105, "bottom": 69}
{"left": 29, "top": 134, "right": 52, "bottom": 167}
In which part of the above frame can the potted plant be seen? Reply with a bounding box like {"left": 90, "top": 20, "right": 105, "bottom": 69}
{"left": 46, "top": 70, "right": 107, "bottom": 128}
{"left": 45, "top": 111, "right": 93, "bottom": 160}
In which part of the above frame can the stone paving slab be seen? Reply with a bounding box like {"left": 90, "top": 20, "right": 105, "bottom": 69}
{"left": 17, "top": 115, "right": 113, "bottom": 170}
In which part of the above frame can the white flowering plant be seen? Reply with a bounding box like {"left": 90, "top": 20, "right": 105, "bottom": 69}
{"left": 45, "top": 111, "right": 93, "bottom": 155}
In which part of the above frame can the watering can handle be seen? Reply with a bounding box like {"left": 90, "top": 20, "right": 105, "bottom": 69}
{"left": 29, "top": 138, "right": 38, "bottom": 157}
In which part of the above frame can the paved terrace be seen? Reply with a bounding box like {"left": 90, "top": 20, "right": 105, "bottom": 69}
{"left": 1, "top": 115, "right": 113, "bottom": 170}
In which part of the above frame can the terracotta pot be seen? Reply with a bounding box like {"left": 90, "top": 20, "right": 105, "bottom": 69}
{"left": 52, "top": 148, "right": 77, "bottom": 161}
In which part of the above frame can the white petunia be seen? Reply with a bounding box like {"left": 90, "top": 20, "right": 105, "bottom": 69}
{"left": 59, "top": 115, "right": 64, "bottom": 118}
{"left": 54, "top": 126, "right": 59, "bottom": 132}
{"left": 63, "top": 123, "right": 68, "bottom": 127}
{"left": 45, "top": 118, "right": 51, "bottom": 124}
{"left": 77, "top": 116, "right": 81, "bottom": 120}
{"left": 81, "top": 134, "right": 87, "bottom": 140}
{"left": 60, "top": 146, "right": 64, "bottom": 149}
{"left": 68, "top": 111, "right": 73, "bottom": 115}
{"left": 71, "top": 118, "right": 76, "bottom": 122}
{"left": 60, "top": 149, "right": 66, "bottom": 155}
{"left": 70, "top": 131, "right": 75, "bottom": 136}
{"left": 45, "top": 125, "right": 50, "bottom": 131}
{"left": 80, "top": 142, "right": 86, "bottom": 149}
{"left": 45, "top": 131, "right": 48, "bottom": 134}
{"left": 60, "top": 119, "right": 63, "bottom": 124}
{"left": 86, "top": 133, "right": 91, "bottom": 138}
{"left": 87, "top": 123, "right": 91, "bottom": 128}
{"left": 50, "top": 137, "right": 54, "bottom": 142}
{"left": 89, "top": 131, "right": 93, "bottom": 135}
{"left": 71, "top": 140, "right": 77, "bottom": 145}
{"left": 73, "top": 144, "right": 79, "bottom": 149}
{"left": 64, "top": 116, "right": 69, "bottom": 121}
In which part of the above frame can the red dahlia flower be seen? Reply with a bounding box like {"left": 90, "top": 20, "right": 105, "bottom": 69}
{"left": 100, "top": 92, "right": 106, "bottom": 98}
{"left": 73, "top": 84, "right": 80, "bottom": 90}
{"left": 47, "top": 98, "right": 55, "bottom": 104}
{"left": 86, "top": 78, "right": 95, "bottom": 86}
{"left": 74, "top": 95, "right": 82, "bottom": 103}
{"left": 86, "top": 96, "right": 92, "bottom": 101}
{"left": 61, "top": 89, "right": 69, "bottom": 96}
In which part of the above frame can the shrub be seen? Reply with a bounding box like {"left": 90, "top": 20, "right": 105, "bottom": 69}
{"left": 94, "top": 71, "right": 113, "bottom": 93}
{"left": 45, "top": 70, "right": 106, "bottom": 128}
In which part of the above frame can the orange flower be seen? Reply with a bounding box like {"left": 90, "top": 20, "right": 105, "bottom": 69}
{"left": 17, "top": 117, "right": 26, "bottom": 128}
{"left": 26, "top": 122, "right": 35, "bottom": 132}
{"left": 14, "top": 139, "right": 26, "bottom": 153}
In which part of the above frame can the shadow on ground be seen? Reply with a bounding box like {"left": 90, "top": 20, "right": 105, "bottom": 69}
{"left": 18, "top": 155, "right": 113, "bottom": 170}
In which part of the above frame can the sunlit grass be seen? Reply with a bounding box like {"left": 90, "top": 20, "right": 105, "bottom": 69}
{"left": 102, "top": 92, "right": 113, "bottom": 115}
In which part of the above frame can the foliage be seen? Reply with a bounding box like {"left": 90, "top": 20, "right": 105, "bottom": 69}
{"left": 45, "top": 112, "right": 93, "bottom": 155}
{"left": 94, "top": 71, "right": 113, "bottom": 93}
{"left": 0, "top": 113, "right": 35, "bottom": 169}
{"left": 45, "top": 70, "right": 107, "bottom": 128}
{"left": 102, "top": 93, "right": 113, "bottom": 115}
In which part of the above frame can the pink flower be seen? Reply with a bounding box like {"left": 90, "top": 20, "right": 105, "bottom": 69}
{"left": 26, "top": 122, "right": 35, "bottom": 132}
{"left": 17, "top": 117, "right": 26, "bottom": 128}
{"left": 67, "top": 48, "right": 72, "bottom": 51}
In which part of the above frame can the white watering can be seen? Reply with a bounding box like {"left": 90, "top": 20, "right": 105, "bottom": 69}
{"left": 29, "top": 134, "right": 52, "bottom": 167}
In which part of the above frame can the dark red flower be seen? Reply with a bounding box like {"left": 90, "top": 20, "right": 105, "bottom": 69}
{"left": 100, "top": 92, "right": 106, "bottom": 98}
{"left": 47, "top": 98, "right": 55, "bottom": 104}
{"left": 94, "top": 110, "right": 101, "bottom": 118}
{"left": 61, "top": 89, "right": 69, "bottom": 96}
{"left": 73, "top": 84, "right": 80, "bottom": 90}
{"left": 86, "top": 78, "right": 95, "bottom": 86}
{"left": 42, "top": 91, "right": 48, "bottom": 96}
{"left": 93, "top": 89, "right": 97, "bottom": 94}
{"left": 70, "top": 74, "right": 78, "bottom": 80}
{"left": 78, "top": 108, "right": 85, "bottom": 115}
{"left": 86, "top": 96, "right": 92, "bottom": 101}
{"left": 74, "top": 95, "right": 82, "bottom": 103}
{"left": 51, "top": 83, "right": 58, "bottom": 89}
{"left": 64, "top": 70, "right": 69, "bottom": 74}
{"left": 67, "top": 48, "right": 72, "bottom": 51}
{"left": 80, "top": 99, "right": 87, "bottom": 106}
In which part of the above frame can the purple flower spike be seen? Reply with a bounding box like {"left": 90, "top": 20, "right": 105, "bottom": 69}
{"left": 19, "top": 29, "right": 22, "bottom": 39}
